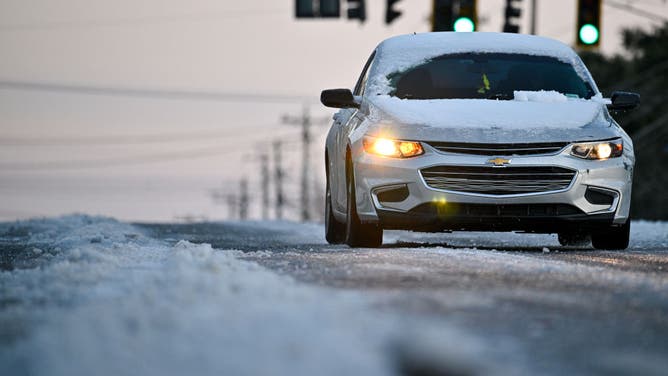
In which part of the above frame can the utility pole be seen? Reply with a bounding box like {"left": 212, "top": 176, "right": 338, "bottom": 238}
{"left": 299, "top": 108, "right": 311, "bottom": 222}
{"left": 239, "top": 178, "right": 249, "bottom": 220}
{"left": 273, "top": 140, "right": 285, "bottom": 220}
{"left": 530, "top": 0, "right": 537, "bottom": 35}
{"left": 226, "top": 194, "right": 237, "bottom": 221}
{"left": 260, "top": 153, "right": 270, "bottom": 220}
{"left": 283, "top": 106, "right": 329, "bottom": 222}
{"left": 209, "top": 182, "right": 235, "bottom": 221}
{"left": 283, "top": 106, "right": 312, "bottom": 222}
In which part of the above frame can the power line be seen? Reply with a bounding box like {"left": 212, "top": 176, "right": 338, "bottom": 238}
{"left": 0, "top": 144, "right": 243, "bottom": 171}
{"left": 604, "top": 0, "right": 668, "bottom": 23}
{"left": 0, "top": 127, "right": 276, "bottom": 146}
{"left": 0, "top": 80, "right": 317, "bottom": 104}
{"left": 0, "top": 8, "right": 289, "bottom": 32}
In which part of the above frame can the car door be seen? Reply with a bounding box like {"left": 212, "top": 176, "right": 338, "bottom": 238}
{"left": 333, "top": 51, "right": 376, "bottom": 212}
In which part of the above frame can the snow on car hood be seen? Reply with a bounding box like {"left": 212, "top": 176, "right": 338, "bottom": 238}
{"left": 365, "top": 95, "right": 617, "bottom": 144}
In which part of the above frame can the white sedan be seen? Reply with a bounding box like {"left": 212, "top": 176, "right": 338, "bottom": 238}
{"left": 321, "top": 32, "right": 639, "bottom": 249}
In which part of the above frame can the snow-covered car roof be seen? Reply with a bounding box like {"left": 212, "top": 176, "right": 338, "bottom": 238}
{"left": 366, "top": 32, "right": 598, "bottom": 96}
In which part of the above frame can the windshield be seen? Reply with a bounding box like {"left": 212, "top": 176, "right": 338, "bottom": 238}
{"left": 388, "top": 53, "right": 595, "bottom": 100}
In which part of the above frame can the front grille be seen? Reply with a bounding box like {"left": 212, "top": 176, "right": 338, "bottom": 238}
{"left": 420, "top": 166, "right": 576, "bottom": 195}
{"left": 427, "top": 141, "right": 569, "bottom": 156}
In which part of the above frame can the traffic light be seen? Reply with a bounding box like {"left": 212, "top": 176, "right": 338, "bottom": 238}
{"left": 320, "top": 0, "right": 341, "bottom": 17}
{"left": 295, "top": 0, "right": 340, "bottom": 18}
{"left": 453, "top": 0, "right": 477, "bottom": 32}
{"left": 576, "top": 0, "right": 601, "bottom": 47}
{"left": 296, "top": 0, "right": 316, "bottom": 18}
{"left": 433, "top": 0, "right": 476, "bottom": 32}
{"left": 503, "top": 0, "right": 522, "bottom": 33}
{"left": 347, "top": 0, "right": 366, "bottom": 22}
{"left": 432, "top": 0, "right": 454, "bottom": 31}
{"left": 386, "top": 0, "right": 402, "bottom": 25}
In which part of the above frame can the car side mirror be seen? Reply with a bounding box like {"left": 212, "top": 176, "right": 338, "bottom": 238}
{"left": 607, "top": 91, "right": 640, "bottom": 112}
{"left": 320, "top": 89, "right": 359, "bottom": 109}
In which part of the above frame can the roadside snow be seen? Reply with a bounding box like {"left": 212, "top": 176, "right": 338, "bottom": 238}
{"left": 0, "top": 216, "right": 386, "bottom": 375}
{"left": 0, "top": 216, "right": 491, "bottom": 376}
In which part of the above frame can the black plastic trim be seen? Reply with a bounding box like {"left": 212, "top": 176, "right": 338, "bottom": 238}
{"left": 377, "top": 203, "right": 615, "bottom": 233}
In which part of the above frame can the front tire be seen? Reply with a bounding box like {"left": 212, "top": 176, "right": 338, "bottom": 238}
{"left": 345, "top": 156, "right": 382, "bottom": 248}
{"left": 591, "top": 220, "right": 630, "bottom": 250}
{"left": 325, "top": 170, "right": 345, "bottom": 244}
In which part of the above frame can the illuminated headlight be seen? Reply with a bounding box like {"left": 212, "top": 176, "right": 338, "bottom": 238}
{"left": 570, "top": 139, "right": 623, "bottom": 160}
{"left": 363, "top": 136, "right": 424, "bottom": 158}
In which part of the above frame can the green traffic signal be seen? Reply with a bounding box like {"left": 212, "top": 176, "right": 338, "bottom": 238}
{"left": 453, "top": 17, "right": 475, "bottom": 32}
{"left": 579, "top": 24, "right": 600, "bottom": 45}
{"left": 576, "top": 0, "right": 601, "bottom": 47}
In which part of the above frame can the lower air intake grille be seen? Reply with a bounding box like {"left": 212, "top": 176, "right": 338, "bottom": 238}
{"left": 420, "top": 166, "right": 576, "bottom": 195}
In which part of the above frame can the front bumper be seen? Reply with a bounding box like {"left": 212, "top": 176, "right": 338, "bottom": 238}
{"left": 352, "top": 143, "right": 633, "bottom": 232}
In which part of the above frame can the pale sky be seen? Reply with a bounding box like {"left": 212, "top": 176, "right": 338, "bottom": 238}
{"left": 1, "top": 0, "right": 666, "bottom": 221}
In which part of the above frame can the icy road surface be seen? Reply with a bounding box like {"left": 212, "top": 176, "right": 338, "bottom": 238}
{"left": 1, "top": 216, "right": 667, "bottom": 376}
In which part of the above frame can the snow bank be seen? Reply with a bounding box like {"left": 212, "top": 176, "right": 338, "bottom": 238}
{"left": 0, "top": 216, "right": 385, "bottom": 375}
{"left": 0, "top": 216, "right": 489, "bottom": 376}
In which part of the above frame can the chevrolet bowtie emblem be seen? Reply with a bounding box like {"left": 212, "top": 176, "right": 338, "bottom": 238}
{"left": 487, "top": 157, "right": 511, "bottom": 166}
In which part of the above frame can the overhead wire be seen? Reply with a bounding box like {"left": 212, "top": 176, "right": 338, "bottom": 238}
{"left": 0, "top": 125, "right": 314, "bottom": 170}
{"left": 0, "top": 80, "right": 318, "bottom": 104}
{"left": 0, "top": 144, "right": 243, "bottom": 171}
{"left": 0, "top": 126, "right": 283, "bottom": 146}
{"left": 0, "top": 7, "right": 290, "bottom": 32}
{"left": 604, "top": 0, "right": 668, "bottom": 22}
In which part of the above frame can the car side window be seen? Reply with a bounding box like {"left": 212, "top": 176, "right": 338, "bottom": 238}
{"left": 353, "top": 51, "right": 376, "bottom": 96}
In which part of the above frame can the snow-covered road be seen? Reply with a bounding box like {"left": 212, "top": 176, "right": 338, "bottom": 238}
{"left": 1, "top": 216, "right": 667, "bottom": 375}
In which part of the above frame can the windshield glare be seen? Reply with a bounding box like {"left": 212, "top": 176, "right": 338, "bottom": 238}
{"left": 388, "top": 53, "right": 594, "bottom": 100}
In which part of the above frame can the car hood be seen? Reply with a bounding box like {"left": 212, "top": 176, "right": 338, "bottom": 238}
{"left": 365, "top": 96, "right": 619, "bottom": 143}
